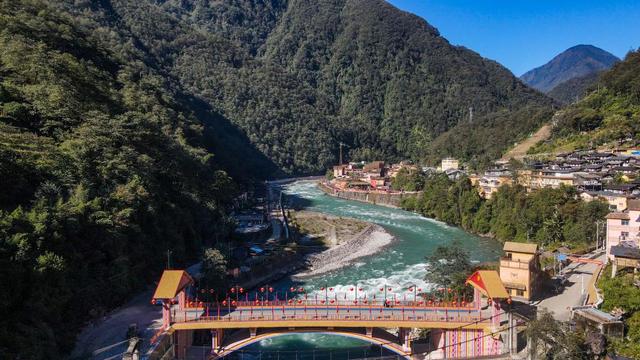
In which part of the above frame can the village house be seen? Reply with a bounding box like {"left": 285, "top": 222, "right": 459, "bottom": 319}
{"left": 477, "top": 167, "right": 513, "bottom": 199}
{"left": 605, "top": 200, "right": 640, "bottom": 268}
{"left": 581, "top": 191, "right": 633, "bottom": 212}
{"left": 333, "top": 165, "right": 347, "bottom": 178}
{"left": 499, "top": 242, "right": 542, "bottom": 301}
{"left": 440, "top": 157, "right": 459, "bottom": 172}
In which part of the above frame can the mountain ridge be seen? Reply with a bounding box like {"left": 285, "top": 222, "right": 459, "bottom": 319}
{"left": 64, "top": 0, "right": 555, "bottom": 172}
{"left": 520, "top": 44, "right": 619, "bottom": 94}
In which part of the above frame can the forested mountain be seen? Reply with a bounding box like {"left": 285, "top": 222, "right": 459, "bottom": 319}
{"left": 529, "top": 49, "right": 640, "bottom": 155}
{"left": 546, "top": 71, "right": 601, "bottom": 104}
{"left": 59, "top": 0, "right": 554, "bottom": 172}
{"left": 0, "top": 0, "right": 280, "bottom": 357}
{"left": 0, "top": 0, "right": 557, "bottom": 357}
{"left": 520, "top": 45, "right": 619, "bottom": 98}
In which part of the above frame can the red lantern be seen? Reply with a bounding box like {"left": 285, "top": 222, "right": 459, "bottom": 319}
{"left": 269, "top": 287, "right": 274, "bottom": 292}
{"left": 260, "top": 287, "right": 265, "bottom": 292}
{"left": 395, "top": 301, "right": 400, "bottom": 305}
{"left": 358, "top": 288, "right": 363, "bottom": 292}
{"left": 320, "top": 287, "right": 325, "bottom": 291}
{"left": 239, "top": 287, "right": 244, "bottom": 293}
{"left": 379, "top": 287, "right": 384, "bottom": 292}
{"left": 507, "top": 297, "right": 512, "bottom": 304}
{"left": 418, "top": 288, "right": 422, "bottom": 292}
{"left": 447, "top": 288, "right": 452, "bottom": 293}
{"left": 388, "top": 287, "right": 392, "bottom": 291}
{"left": 151, "top": 299, "right": 156, "bottom": 305}
{"left": 209, "top": 289, "right": 214, "bottom": 294}
{"left": 231, "top": 288, "right": 236, "bottom": 293}
{"left": 299, "top": 287, "right": 304, "bottom": 292}
{"left": 353, "top": 300, "right": 358, "bottom": 304}
{"left": 408, "top": 287, "right": 413, "bottom": 292}
{"left": 232, "top": 300, "right": 237, "bottom": 306}
{"left": 200, "top": 289, "right": 206, "bottom": 294}
{"left": 350, "top": 288, "right": 354, "bottom": 291}
{"left": 290, "top": 287, "right": 295, "bottom": 292}
{"left": 330, "top": 299, "right": 335, "bottom": 304}
{"left": 321, "top": 300, "right": 326, "bottom": 304}
{"left": 364, "top": 300, "right": 368, "bottom": 304}
{"left": 222, "top": 300, "right": 227, "bottom": 306}
{"left": 288, "top": 299, "right": 293, "bottom": 304}
{"left": 329, "top": 287, "right": 334, "bottom": 291}
{"left": 297, "top": 300, "right": 303, "bottom": 304}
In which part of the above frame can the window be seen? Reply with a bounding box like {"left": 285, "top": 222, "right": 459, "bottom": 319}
{"left": 622, "top": 219, "right": 630, "bottom": 226}
{"left": 517, "top": 290, "right": 525, "bottom": 297}
{"left": 506, "top": 253, "right": 512, "bottom": 260}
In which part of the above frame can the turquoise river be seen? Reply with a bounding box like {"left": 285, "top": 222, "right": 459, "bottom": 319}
{"left": 229, "top": 181, "right": 502, "bottom": 359}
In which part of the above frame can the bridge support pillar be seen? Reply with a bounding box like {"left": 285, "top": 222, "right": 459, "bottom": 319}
{"left": 175, "top": 330, "right": 193, "bottom": 360}
{"left": 366, "top": 327, "right": 373, "bottom": 337}
{"left": 399, "top": 328, "right": 411, "bottom": 352}
{"left": 161, "top": 301, "right": 171, "bottom": 330}
{"left": 250, "top": 328, "right": 257, "bottom": 338}
{"left": 211, "top": 329, "right": 223, "bottom": 353}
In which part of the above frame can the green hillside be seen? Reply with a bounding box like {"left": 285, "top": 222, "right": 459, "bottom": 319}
{"left": 529, "top": 49, "right": 640, "bottom": 155}
{"left": 60, "top": 0, "right": 554, "bottom": 172}
{"left": 0, "top": 0, "right": 272, "bottom": 356}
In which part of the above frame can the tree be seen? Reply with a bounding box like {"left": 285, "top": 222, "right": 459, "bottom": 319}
{"left": 202, "top": 248, "right": 228, "bottom": 292}
{"left": 424, "top": 242, "right": 472, "bottom": 293}
{"left": 526, "top": 310, "right": 592, "bottom": 360}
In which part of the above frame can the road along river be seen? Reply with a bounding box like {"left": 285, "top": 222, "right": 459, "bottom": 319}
{"left": 230, "top": 181, "right": 502, "bottom": 358}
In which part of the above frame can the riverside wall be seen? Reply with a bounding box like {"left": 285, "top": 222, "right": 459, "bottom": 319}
{"left": 317, "top": 182, "right": 420, "bottom": 208}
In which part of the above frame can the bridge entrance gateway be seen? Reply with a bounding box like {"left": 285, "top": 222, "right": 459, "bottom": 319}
{"left": 148, "top": 270, "right": 518, "bottom": 360}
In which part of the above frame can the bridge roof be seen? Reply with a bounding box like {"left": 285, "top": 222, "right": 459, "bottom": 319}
{"left": 466, "top": 270, "right": 509, "bottom": 299}
{"left": 153, "top": 270, "right": 194, "bottom": 299}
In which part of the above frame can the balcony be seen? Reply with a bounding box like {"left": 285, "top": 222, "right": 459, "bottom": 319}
{"left": 500, "top": 257, "right": 533, "bottom": 270}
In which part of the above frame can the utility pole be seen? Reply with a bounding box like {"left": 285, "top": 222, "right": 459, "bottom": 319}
{"left": 166, "top": 250, "right": 172, "bottom": 269}
{"left": 339, "top": 142, "right": 345, "bottom": 165}
{"left": 469, "top": 107, "right": 473, "bottom": 123}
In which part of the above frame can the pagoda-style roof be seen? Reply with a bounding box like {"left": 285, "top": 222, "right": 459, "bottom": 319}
{"left": 153, "top": 270, "right": 194, "bottom": 300}
{"left": 503, "top": 241, "right": 538, "bottom": 254}
{"left": 466, "top": 270, "right": 509, "bottom": 299}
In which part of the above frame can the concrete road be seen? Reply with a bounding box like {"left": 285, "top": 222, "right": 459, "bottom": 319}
{"left": 70, "top": 289, "right": 163, "bottom": 359}
{"left": 535, "top": 254, "right": 604, "bottom": 321}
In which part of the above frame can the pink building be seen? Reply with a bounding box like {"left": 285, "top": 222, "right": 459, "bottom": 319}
{"left": 606, "top": 199, "right": 640, "bottom": 263}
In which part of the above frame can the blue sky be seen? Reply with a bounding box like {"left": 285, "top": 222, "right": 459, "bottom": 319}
{"left": 387, "top": 0, "right": 640, "bottom": 76}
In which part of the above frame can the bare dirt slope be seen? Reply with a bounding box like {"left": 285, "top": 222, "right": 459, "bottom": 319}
{"left": 501, "top": 124, "right": 552, "bottom": 161}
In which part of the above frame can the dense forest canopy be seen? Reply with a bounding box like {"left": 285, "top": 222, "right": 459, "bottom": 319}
{"left": 0, "top": 0, "right": 276, "bottom": 357}
{"left": 60, "top": 0, "right": 555, "bottom": 173}
{"left": 0, "top": 0, "right": 561, "bottom": 357}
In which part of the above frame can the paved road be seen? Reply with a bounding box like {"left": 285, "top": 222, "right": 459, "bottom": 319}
{"left": 70, "top": 289, "right": 162, "bottom": 360}
{"left": 535, "top": 254, "right": 604, "bottom": 321}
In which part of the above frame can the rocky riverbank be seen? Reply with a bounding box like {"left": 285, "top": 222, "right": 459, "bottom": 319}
{"left": 294, "top": 223, "right": 395, "bottom": 278}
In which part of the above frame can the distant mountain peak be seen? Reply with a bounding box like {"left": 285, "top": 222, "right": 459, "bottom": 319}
{"left": 520, "top": 45, "right": 619, "bottom": 93}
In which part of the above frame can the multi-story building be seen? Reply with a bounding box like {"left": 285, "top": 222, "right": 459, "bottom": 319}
{"left": 605, "top": 199, "right": 640, "bottom": 263}
{"left": 499, "top": 242, "right": 541, "bottom": 301}
{"left": 440, "top": 157, "right": 459, "bottom": 172}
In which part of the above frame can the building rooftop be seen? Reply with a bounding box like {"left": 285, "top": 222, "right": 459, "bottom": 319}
{"left": 606, "top": 212, "right": 630, "bottom": 220}
{"left": 152, "top": 270, "right": 194, "bottom": 300}
{"left": 503, "top": 241, "right": 538, "bottom": 254}
{"left": 573, "top": 307, "right": 621, "bottom": 324}
{"left": 466, "top": 270, "right": 509, "bottom": 299}
{"left": 629, "top": 199, "right": 640, "bottom": 211}
{"left": 610, "top": 245, "right": 640, "bottom": 259}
